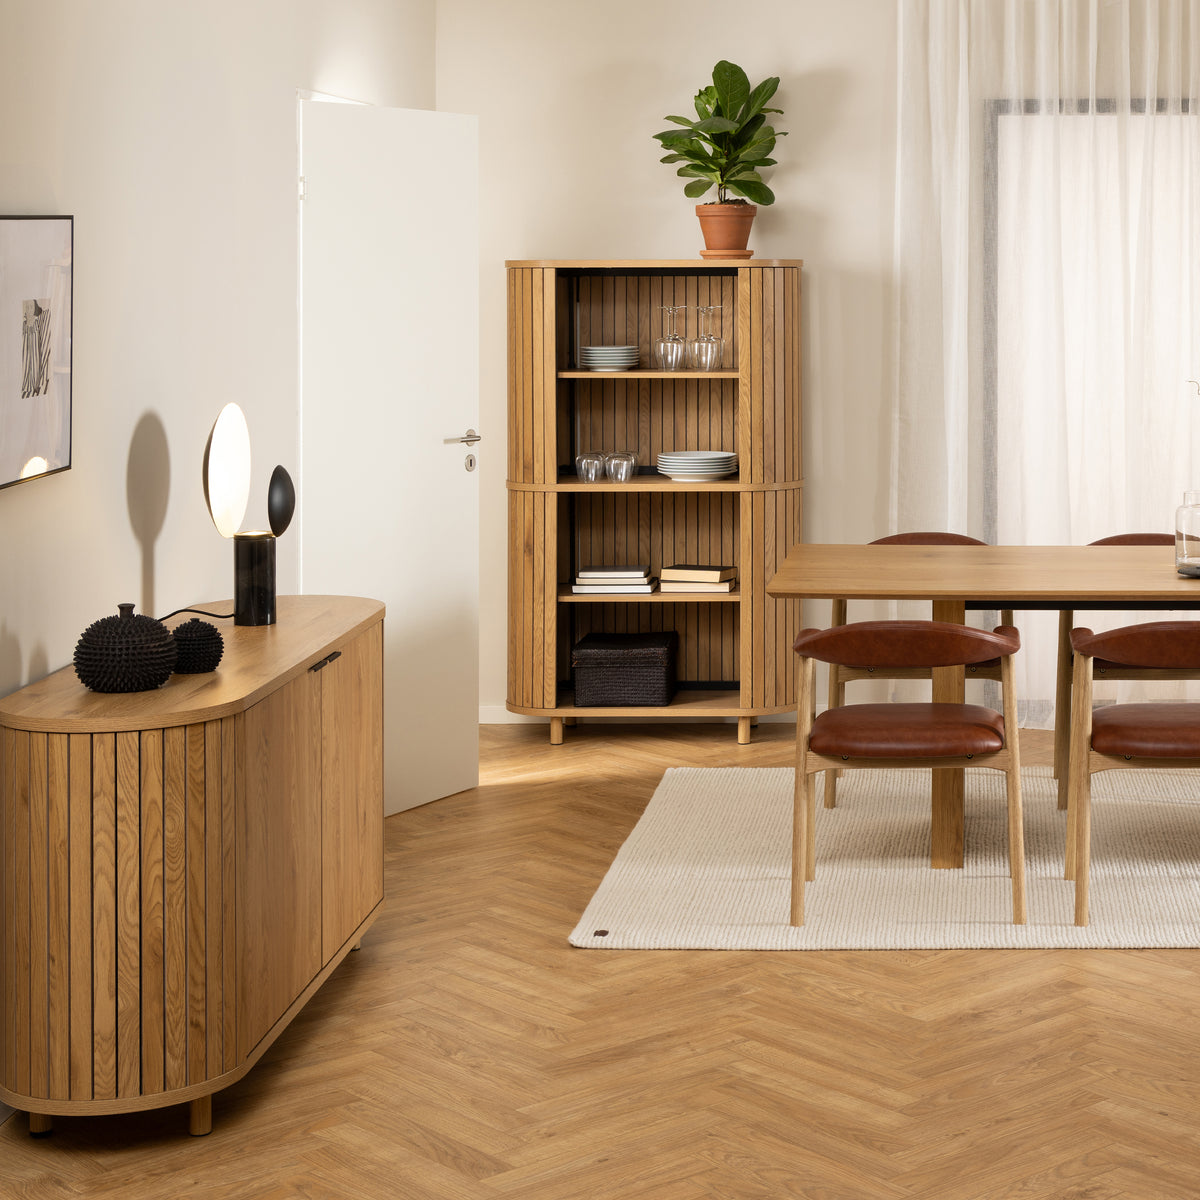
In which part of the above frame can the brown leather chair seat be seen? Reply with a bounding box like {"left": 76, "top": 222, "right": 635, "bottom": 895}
{"left": 791, "top": 619, "right": 1026, "bottom": 926}
{"left": 810, "top": 703, "right": 1005, "bottom": 758}
{"left": 1090, "top": 703, "right": 1200, "bottom": 758}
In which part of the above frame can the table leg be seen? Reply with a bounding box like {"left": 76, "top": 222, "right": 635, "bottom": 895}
{"left": 931, "top": 599, "right": 966, "bottom": 868}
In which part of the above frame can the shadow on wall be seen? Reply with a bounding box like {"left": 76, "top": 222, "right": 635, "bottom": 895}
{"left": 126, "top": 411, "right": 171, "bottom": 620}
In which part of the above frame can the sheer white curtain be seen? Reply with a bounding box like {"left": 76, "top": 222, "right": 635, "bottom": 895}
{"left": 892, "top": 0, "right": 1200, "bottom": 723}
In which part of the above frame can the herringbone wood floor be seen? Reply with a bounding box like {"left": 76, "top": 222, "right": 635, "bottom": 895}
{"left": 4, "top": 722, "right": 1200, "bottom": 1198}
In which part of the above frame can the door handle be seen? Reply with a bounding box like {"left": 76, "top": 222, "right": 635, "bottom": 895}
{"left": 443, "top": 428, "right": 482, "bottom": 446}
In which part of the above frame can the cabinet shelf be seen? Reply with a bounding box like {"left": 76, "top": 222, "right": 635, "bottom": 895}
{"left": 558, "top": 369, "right": 740, "bottom": 380}
{"left": 558, "top": 586, "right": 741, "bottom": 603}
{"left": 506, "top": 258, "right": 803, "bottom": 745}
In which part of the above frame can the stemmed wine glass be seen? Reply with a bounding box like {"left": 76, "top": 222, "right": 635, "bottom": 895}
{"left": 687, "top": 305, "right": 724, "bottom": 371}
{"left": 654, "top": 305, "right": 686, "bottom": 371}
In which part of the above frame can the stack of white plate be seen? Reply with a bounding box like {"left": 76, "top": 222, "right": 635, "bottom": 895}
{"left": 579, "top": 344, "right": 639, "bottom": 371}
{"left": 655, "top": 450, "right": 739, "bottom": 481}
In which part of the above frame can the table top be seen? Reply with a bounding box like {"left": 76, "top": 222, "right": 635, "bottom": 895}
{"left": 766, "top": 543, "right": 1200, "bottom": 605}
{"left": 0, "top": 595, "right": 384, "bottom": 733}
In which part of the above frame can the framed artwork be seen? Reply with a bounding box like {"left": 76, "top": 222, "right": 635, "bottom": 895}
{"left": 0, "top": 215, "right": 73, "bottom": 490}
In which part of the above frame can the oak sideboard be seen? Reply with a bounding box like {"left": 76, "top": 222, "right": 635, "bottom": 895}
{"left": 0, "top": 595, "right": 385, "bottom": 1135}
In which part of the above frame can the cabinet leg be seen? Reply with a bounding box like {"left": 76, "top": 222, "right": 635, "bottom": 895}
{"left": 550, "top": 717, "right": 564, "bottom": 745}
{"left": 737, "top": 717, "right": 753, "bottom": 745}
{"left": 188, "top": 1095, "right": 213, "bottom": 1137}
{"left": 28, "top": 1112, "right": 53, "bottom": 1137}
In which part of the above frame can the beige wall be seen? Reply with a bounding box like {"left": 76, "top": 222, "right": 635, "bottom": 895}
{"left": 0, "top": 0, "right": 435, "bottom": 697}
{"left": 435, "top": 0, "right": 899, "bottom": 718}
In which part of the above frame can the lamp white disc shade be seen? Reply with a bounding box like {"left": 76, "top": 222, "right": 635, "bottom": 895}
{"left": 203, "top": 402, "right": 251, "bottom": 538}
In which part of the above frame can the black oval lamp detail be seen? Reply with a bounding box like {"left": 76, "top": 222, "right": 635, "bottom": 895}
{"left": 203, "top": 404, "right": 295, "bottom": 626}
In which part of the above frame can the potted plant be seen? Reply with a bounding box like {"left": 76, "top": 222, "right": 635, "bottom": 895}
{"left": 653, "top": 60, "right": 785, "bottom": 259}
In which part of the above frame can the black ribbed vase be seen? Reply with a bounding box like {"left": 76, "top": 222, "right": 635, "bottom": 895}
{"left": 74, "top": 603, "right": 178, "bottom": 693}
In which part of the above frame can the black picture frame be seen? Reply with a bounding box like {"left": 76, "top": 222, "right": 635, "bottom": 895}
{"left": 0, "top": 215, "right": 73, "bottom": 490}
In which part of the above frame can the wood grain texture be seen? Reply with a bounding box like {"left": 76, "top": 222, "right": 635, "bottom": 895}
{"left": 0, "top": 596, "right": 385, "bottom": 734}
{"left": 7, "top": 724, "right": 1200, "bottom": 1200}
{"left": 0, "top": 599, "right": 385, "bottom": 1127}
{"left": 507, "top": 261, "right": 801, "bottom": 740}
{"left": 237, "top": 670, "right": 322, "bottom": 1059}
{"left": 321, "top": 622, "right": 385, "bottom": 957}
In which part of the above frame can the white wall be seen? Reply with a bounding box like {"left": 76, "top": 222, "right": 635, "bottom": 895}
{"left": 435, "top": 0, "right": 899, "bottom": 719}
{"left": 0, "top": 0, "right": 435, "bottom": 698}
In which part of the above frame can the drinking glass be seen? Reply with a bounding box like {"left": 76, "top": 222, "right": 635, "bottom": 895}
{"left": 686, "top": 305, "right": 724, "bottom": 371}
{"left": 605, "top": 451, "right": 637, "bottom": 482}
{"left": 575, "top": 452, "right": 605, "bottom": 483}
{"left": 653, "top": 305, "right": 686, "bottom": 371}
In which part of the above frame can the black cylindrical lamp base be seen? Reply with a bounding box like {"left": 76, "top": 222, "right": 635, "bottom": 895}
{"left": 234, "top": 532, "right": 276, "bottom": 626}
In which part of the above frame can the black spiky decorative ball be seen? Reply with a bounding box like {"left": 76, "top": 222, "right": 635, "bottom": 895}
{"left": 172, "top": 618, "right": 224, "bottom": 674}
{"left": 73, "top": 603, "right": 178, "bottom": 693}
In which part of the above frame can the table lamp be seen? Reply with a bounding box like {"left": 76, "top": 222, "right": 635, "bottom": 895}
{"left": 202, "top": 403, "right": 295, "bottom": 626}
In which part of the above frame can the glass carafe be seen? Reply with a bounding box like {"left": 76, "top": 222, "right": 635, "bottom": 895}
{"left": 1176, "top": 491, "right": 1200, "bottom": 575}
{"left": 653, "top": 305, "right": 686, "bottom": 371}
{"left": 686, "top": 305, "right": 724, "bottom": 371}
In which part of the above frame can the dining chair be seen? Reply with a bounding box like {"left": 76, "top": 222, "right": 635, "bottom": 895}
{"left": 824, "top": 533, "right": 1014, "bottom": 809}
{"left": 792, "top": 619, "right": 1027, "bottom": 926}
{"left": 1065, "top": 620, "right": 1200, "bottom": 925}
{"left": 1052, "top": 533, "right": 1176, "bottom": 810}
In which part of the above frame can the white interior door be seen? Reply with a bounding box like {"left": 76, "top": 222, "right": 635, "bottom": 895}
{"left": 301, "top": 100, "right": 479, "bottom": 813}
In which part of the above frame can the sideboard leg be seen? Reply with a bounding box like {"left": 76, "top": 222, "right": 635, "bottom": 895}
{"left": 28, "top": 1112, "right": 53, "bottom": 1137}
{"left": 550, "top": 717, "right": 564, "bottom": 745}
{"left": 188, "top": 1096, "right": 213, "bottom": 1136}
{"left": 737, "top": 717, "right": 753, "bottom": 745}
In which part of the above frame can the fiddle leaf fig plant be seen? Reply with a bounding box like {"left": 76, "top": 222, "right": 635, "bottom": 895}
{"left": 653, "top": 60, "right": 785, "bottom": 205}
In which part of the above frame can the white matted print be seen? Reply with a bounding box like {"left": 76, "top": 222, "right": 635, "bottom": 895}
{"left": 1, "top": 216, "right": 72, "bottom": 489}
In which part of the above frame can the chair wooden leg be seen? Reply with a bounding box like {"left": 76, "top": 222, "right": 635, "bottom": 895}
{"left": 824, "top": 661, "right": 845, "bottom": 808}
{"left": 790, "top": 766, "right": 808, "bottom": 926}
{"left": 1074, "top": 771, "right": 1091, "bottom": 927}
{"left": 805, "top": 771, "right": 817, "bottom": 882}
{"left": 1005, "top": 762, "right": 1027, "bottom": 925}
{"left": 1054, "top": 609, "right": 1074, "bottom": 805}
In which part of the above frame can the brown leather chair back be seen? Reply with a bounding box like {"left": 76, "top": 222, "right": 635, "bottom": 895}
{"left": 1071, "top": 620, "right": 1200, "bottom": 669}
{"left": 794, "top": 620, "right": 1019, "bottom": 669}
{"left": 870, "top": 532, "right": 987, "bottom": 546}
{"left": 1088, "top": 533, "right": 1174, "bottom": 547}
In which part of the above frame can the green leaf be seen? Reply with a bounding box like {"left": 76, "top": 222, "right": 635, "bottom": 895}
{"left": 663, "top": 114, "right": 695, "bottom": 126}
{"left": 730, "top": 178, "right": 775, "bottom": 205}
{"left": 726, "top": 167, "right": 763, "bottom": 182}
{"left": 684, "top": 179, "right": 713, "bottom": 198}
{"left": 743, "top": 76, "right": 780, "bottom": 119}
{"left": 654, "top": 129, "right": 696, "bottom": 144}
{"left": 712, "top": 60, "right": 750, "bottom": 120}
{"left": 677, "top": 164, "right": 717, "bottom": 180}
{"left": 694, "top": 86, "right": 716, "bottom": 120}
{"left": 659, "top": 152, "right": 690, "bottom": 164}
{"left": 731, "top": 113, "right": 765, "bottom": 147}
{"left": 693, "top": 116, "right": 739, "bottom": 135}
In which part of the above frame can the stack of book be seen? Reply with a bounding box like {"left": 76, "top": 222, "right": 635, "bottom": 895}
{"left": 658, "top": 564, "right": 737, "bottom": 593}
{"left": 571, "top": 565, "right": 658, "bottom": 594}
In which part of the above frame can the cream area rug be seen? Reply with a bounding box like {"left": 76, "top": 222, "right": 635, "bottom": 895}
{"left": 569, "top": 767, "right": 1200, "bottom": 949}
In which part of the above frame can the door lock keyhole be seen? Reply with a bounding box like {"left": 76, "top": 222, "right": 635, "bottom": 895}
{"left": 465, "top": 453, "right": 477, "bottom": 472}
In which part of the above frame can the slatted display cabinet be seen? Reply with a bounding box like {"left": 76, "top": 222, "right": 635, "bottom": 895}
{"left": 506, "top": 259, "right": 803, "bottom": 744}
{"left": 0, "top": 595, "right": 385, "bottom": 1136}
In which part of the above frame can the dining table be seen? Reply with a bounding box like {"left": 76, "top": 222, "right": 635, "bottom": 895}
{"left": 766, "top": 541, "right": 1200, "bottom": 869}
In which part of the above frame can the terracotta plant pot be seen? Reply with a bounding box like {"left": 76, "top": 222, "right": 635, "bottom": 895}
{"left": 696, "top": 202, "right": 757, "bottom": 260}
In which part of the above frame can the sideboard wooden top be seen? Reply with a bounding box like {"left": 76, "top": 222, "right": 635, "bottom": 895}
{"left": 505, "top": 259, "right": 804, "bottom": 269}
{"left": 0, "top": 594, "right": 385, "bottom": 733}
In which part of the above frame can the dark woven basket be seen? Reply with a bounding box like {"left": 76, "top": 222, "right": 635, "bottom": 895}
{"left": 571, "top": 631, "right": 678, "bottom": 706}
